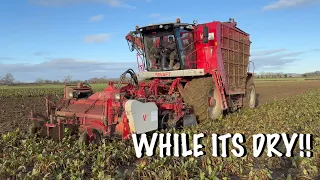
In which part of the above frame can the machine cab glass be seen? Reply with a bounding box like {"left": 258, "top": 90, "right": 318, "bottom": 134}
{"left": 143, "top": 28, "right": 195, "bottom": 71}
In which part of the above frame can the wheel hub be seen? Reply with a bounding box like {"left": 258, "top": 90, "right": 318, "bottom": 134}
{"left": 207, "top": 88, "right": 222, "bottom": 120}
{"left": 161, "top": 112, "right": 176, "bottom": 129}
{"left": 208, "top": 97, "right": 216, "bottom": 107}
{"left": 167, "top": 118, "right": 176, "bottom": 128}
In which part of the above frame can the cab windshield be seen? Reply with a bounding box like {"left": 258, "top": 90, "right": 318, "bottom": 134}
{"left": 143, "top": 29, "right": 194, "bottom": 71}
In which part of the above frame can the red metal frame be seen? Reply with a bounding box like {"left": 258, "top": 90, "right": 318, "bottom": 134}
{"left": 31, "top": 77, "right": 191, "bottom": 141}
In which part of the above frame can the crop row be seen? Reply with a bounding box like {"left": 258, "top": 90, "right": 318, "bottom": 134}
{"left": 1, "top": 89, "right": 320, "bottom": 179}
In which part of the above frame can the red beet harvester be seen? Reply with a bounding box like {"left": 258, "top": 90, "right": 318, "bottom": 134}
{"left": 29, "top": 18, "right": 256, "bottom": 144}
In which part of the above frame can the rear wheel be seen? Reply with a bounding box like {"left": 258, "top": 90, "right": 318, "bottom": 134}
{"left": 244, "top": 77, "right": 257, "bottom": 108}
{"left": 182, "top": 77, "right": 223, "bottom": 123}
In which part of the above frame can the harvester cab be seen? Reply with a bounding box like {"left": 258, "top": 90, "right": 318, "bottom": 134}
{"left": 125, "top": 18, "right": 209, "bottom": 74}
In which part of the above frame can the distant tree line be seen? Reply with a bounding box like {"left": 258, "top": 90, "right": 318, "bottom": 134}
{"left": 0, "top": 71, "right": 319, "bottom": 85}
{"left": 301, "top": 71, "right": 320, "bottom": 78}
{"left": 31, "top": 75, "right": 112, "bottom": 85}
{"left": 0, "top": 73, "right": 16, "bottom": 85}
{"left": 254, "top": 71, "right": 320, "bottom": 79}
{"left": 33, "top": 75, "right": 110, "bottom": 84}
{"left": 0, "top": 73, "right": 131, "bottom": 85}
{"left": 254, "top": 72, "right": 294, "bottom": 79}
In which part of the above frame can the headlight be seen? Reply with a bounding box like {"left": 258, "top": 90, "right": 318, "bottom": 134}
{"left": 115, "top": 93, "right": 121, "bottom": 100}
{"left": 68, "top": 92, "right": 73, "bottom": 98}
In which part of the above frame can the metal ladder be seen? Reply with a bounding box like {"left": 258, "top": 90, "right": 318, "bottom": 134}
{"left": 213, "top": 71, "right": 228, "bottom": 110}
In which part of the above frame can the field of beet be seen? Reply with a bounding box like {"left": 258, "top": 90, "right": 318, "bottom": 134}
{"left": 1, "top": 80, "right": 320, "bottom": 179}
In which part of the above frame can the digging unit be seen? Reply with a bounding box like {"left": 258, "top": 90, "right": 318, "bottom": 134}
{"left": 29, "top": 18, "right": 257, "bottom": 143}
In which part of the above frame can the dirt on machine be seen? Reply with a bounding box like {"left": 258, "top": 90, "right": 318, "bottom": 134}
{"left": 28, "top": 18, "right": 257, "bottom": 144}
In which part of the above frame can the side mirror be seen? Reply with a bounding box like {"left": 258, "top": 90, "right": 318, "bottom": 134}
{"left": 202, "top": 26, "right": 209, "bottom": 44}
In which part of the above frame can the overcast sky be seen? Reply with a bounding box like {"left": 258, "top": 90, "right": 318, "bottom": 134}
{"left": 0, "top": 0, "right": 319, "bottom": 82}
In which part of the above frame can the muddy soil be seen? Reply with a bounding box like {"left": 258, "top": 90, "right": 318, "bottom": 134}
{"left": 0, "top": 81, "right": 320, "bottom": 135}
{"left": 0, "top": 97, "right": 46, "bottom": 135}
{"left": 255, "top": 81, "right": 320, "bottom": 106}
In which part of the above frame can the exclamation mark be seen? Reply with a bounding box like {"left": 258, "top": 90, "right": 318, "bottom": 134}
{"left": 299, "top": 134, "right": 305, "bottom": 157}
{"left": 299, "top": 134, "right": 313, "bottom": 157}
{"left": 305, "top": 134, "right": 313, "bottom": 157}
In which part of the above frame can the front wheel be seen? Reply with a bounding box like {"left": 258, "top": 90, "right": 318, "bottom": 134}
{"left": 182, "top": 77, "right": 223, "bottom": 123}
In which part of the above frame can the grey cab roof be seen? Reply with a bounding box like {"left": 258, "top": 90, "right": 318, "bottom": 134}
{"left": 138, "top": 22, "right": 193, "bottom": 29}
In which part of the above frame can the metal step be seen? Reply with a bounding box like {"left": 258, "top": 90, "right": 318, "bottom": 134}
{"left": 213, "top": 71, "right": 228, "bottom": 109}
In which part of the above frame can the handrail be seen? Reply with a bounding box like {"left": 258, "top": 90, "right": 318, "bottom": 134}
{"left": 136, "top": 53, "right": 145, "bottom": 72}
{"left": 248, "top": 60, "right": 255, "bottom": 74}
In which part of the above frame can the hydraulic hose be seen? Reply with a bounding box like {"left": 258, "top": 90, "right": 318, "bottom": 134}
{"left": 116, "top": 69, "right": 139, "bottom": 89}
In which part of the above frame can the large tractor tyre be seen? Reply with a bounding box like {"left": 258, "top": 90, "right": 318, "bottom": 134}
{"left": 182, "top": 77, "right": 223, "bottom": 123}
{"left": 244, "top": 77, "right": 257, "bottom": 108}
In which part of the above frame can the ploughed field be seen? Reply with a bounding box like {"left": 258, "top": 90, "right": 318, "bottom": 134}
{"left": 0, "top": 80, "right": 320, "bottom": 179}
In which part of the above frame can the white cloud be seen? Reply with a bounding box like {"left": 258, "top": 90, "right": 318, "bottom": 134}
{"left": 251, "top": 48, "right": 306, "bottom": 71}
{"left": 29, "top": 0, "right": 135, "bottom": 8}
{"left": 262, "top": 0, "right": 320, "bottom": 10}
{"left": 84, "top": 34, "right": 111, "bottom": 44}
{"left": 0, "top": 58, "right": 138, "bottom": 81}
{"left": 251, "top": 48, "right": 287, "bottom": 56}
{"left": 89, "top": 14, "right": 104, "bottom": 22}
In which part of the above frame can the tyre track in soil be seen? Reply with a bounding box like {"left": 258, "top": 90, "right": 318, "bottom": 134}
{"left": 0, "top": 81, "right": 320, "bottom": 135}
